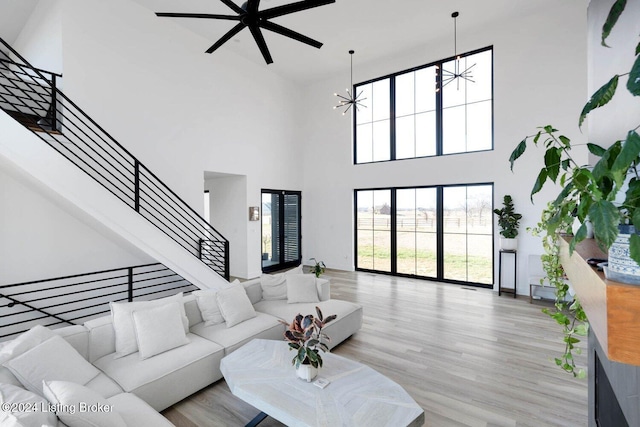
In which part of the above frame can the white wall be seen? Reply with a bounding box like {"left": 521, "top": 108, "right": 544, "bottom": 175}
{"left": 587, "top": 0, "right": 640, "bottom": 147}
{"left": 0, "top": 155, "right": 152, "bottom": 284}
{"left": 12, "top": 0, "right": 63, "bottom": 75}
{"left": 205, "top": 174, "right": 253, "bottom": 279}
{"left": 299, "top": 1, "right": 589, "bottom": 294}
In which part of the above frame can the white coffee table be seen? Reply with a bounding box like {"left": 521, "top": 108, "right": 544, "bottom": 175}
{"left": 220, "top": 339, "right": 424, "bottom": 427}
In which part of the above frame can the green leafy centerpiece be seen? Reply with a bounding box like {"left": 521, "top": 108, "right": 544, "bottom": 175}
{"left": 280, "top": 307, "right": 336, "bottom": 382}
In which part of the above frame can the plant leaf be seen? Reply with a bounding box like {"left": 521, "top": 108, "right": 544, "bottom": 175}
{"left": 509, "top": 139, "right": 527, "bottom": 171}
{"left": 636, "top": 41, "right": 640, "bottom": 56}
{"left": 611, "top": 131, "right": 640, "bottom": 186}
{"left": 589, "top": 200, "right": 621, "bottom": 249}
{"left": 630, "top": 233, "right": 640, "bottom": 265}
{"left": 627, "top": 54, "right": 640, "bottom": 96}
{"left": 601, "top": 0, "right": 626, "bottom": 47}
{"left": 579, "top": 75, "right": 619, "bottom": 128}
{"left": 587, "top": 143, "right": 607, "bottom": 157}
{"left": 544, "top": 147, "right": 562, "bottom": 182}
{"left": 570, "top": 223, "right": 588, "bottom": 254}
{"left": 531, "top": 169, "right": 548, "bottom": 201}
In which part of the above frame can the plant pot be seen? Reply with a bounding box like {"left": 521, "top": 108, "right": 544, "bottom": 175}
{"left": 499, "top": 237, "right": 518, "bottom": 251}
{"left": 605, "top": 225, "right": 640, "bottom": 285}
{"left": 295, "top": 362, "right": 318, "bottom": 382}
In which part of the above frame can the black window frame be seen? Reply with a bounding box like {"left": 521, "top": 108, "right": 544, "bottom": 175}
{"left": 354, "top": 182, "right": 494, "bottom": 288}
{"left": 353, "top": 46, "right": 494, "bottom": 164}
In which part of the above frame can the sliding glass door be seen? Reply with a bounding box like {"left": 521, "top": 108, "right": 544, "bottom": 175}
{"left": 262, "top": 190, "right": 301, "bottom": 273}
{"left": 355, "top": 184, "right": 493, "bottom": 286}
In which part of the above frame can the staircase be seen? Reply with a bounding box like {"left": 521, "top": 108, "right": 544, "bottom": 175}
{"left": 0, "top": 38, "right": 229, "bottom": 289}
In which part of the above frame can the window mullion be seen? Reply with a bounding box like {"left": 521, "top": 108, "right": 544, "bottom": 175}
{"left": 390, "top": 77, "right": 396, "bottom": 161}
{"left": 436, "top": 62, "right": 443, "bottom": 156}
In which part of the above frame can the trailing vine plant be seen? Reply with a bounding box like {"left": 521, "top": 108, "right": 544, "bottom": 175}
{"left": 529, "top": 203, "right": 588, "bottom": 378}
{"left": 510, "top": 0, "right": 640, "bottom": 377}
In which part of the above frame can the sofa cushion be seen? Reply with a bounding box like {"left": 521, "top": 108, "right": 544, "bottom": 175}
{"left": 110, "top": 293, "right": 188, "bottom": 359}
{"left": 286, "top": 274, "right": 320, "bottom": 304}
{"left": 242, "top": 279, "right": 263, "bottom": 305}
{"left": 253, "top": 299, "right": 363, "bottom": 350}
{"left": 84, "top": 373, "right": 124, "bottom": 399}
{"left": 133, "top": 302, "right": 189, "bottom": 360}
{"left": 0, "top": 383, "right": 58, "bottom": 427}
{"left": 92, "top": 333, "right": 224, "bottom": 411}
{"left": 193, "top": 289, "right": 224, "bottom": 326}
{"left": 0, "top": 325, "right": 55, "bottom": 365}
{"left": 191, "top": 312, "right": 284, "bottom": 355}
{"left": 183, "top": 295, "right": 204, "bottom": 328}
{"left": 216, "top": 284, "right": 257, "bottom": 328}
{"left": 107, "top": 393, "right": 174, "bottom": 427}
{"left": 85, "top": 316, "right": 117, "bottom": 363}
{"left": 52, "top": 325, "right": 90, "bottom": 360}
{"left": 4, "top": 335, "right": 100, "bottom": 396}
{"left": 260, "top": 273, "right": 287, "bottom": 300}
{"left": 43, "top": 380, "right": 127, "bottom": 427}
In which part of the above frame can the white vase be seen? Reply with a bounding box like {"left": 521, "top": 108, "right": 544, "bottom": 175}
{"left": 296, "top": 363, "right": 318, "bottom": 382}
{"left": 500, "top": 237, "right": 517, "bottom": 251}
{"left": 605, "top": 225, "right": 640, "bottom": 285}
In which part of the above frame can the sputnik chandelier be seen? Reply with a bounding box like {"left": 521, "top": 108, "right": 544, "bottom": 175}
{"left": 334, "top": 50, "right": 366, "bottom": 115}
{"left": 439, "top": 11, "right": 476, "bottom": 91}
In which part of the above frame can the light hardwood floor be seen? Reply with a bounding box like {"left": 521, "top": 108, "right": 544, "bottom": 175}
{"left": 163, "top": 270, "right": 588, "bottom": 427}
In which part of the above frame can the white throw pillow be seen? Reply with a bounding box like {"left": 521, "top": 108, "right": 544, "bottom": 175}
{"left": 286, "top": 274, "right": 320, "bottom": 304}
{"left": 193, "top": 289, "right": 224, "bottom": 326}
{"left": 0, "top": 383, "right": 58, "bottom": 427}
{"left": 216, "top": 284, "right": 257, "bottom": 328}
{"left": 0, "top": 325, "right": 55, "bottom": 365}
{"left": 260, "top": 273, "right": 287, "bottom": 300}
{"left": 261, "top": 265, "right": 304, "bottom": 300}
{"left": 43, "top": 380, "right": 127, "bottom": 427}
{"left": 4, "top": 335, "right": 100, "bottom": 396}
{"left": 110, "top": 293, "right": 188, "bottom": 358}
{"left": 132, "top": 302, "right": 190, "bottom": 360}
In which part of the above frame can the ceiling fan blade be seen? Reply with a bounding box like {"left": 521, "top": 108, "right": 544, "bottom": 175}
{"left": 260, "top": 21, "right": 322, "bottom": 49}
{"left": 260, "top": 0, "right": 335, "bottom": 20}
{"left": 205, "top": 22, "right": 247, "bottom": 54}
{"left": 246, "top": 0, "right": 260, "bottom": 14}
{"left": 219, "top": 0, "right": 245, "bottom": 15}
{"left": 248, "top": 25, "right": 273, "bottom": 64}
{"left": 156, "top": 12, "right": 240, "bottom": 21}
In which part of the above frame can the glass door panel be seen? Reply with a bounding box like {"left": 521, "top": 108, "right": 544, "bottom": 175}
{"left": 355, "top": 190, "right": 391, "bottom": 272}
{"left": 262, "top": 190, "right": 301, "bottom": 273}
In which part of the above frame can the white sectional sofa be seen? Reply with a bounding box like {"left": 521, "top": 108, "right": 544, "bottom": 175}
{"left": 0, "top": 271, "right": 363, "bottom": 426}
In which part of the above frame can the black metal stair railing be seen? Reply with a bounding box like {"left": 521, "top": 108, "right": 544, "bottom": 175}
{"left": 0, "top": 38, "right": 229, "bottom": 280}
{"left": 0, "top": 263, "right": 199, "bottom": 340}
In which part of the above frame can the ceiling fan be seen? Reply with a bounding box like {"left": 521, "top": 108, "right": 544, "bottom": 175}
{"left": 156, "top": 0, "right": 335, "bottom": 65}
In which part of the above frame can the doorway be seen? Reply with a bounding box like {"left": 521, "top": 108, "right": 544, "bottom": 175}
{"left": 261, "top": 190, "right": 301, "bottom": 273}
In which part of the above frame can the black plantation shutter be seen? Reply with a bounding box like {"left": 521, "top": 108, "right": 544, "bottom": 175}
{"left": 283, "top": 193, "right": 300, "bottom": 263}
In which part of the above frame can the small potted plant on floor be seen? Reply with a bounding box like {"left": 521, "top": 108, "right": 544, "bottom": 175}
{"left": 309, "top": 258, "right": 326, "bottom": 278}
{"left": 493, "top": 195, "right": 522, "bottom": 250}
{"left": 280, "top": 307, "right": 336, "bottom": 382}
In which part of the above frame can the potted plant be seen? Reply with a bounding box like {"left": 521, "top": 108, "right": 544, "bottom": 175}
{"left": 493, "top": 195, "right": 522, "bottom": 250}
{"left": 309, "top": 258, "right": 326, "bottom": 278}
{"left": 509, "top": 0, "right": 639, "bottom": 377}
{"left": 279, "top": 307, "right": 336, "bottom": 382}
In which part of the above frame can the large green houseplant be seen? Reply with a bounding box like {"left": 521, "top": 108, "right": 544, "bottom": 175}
{"left": 509, "top": 0, "right": 640, "bottom": 377}
{"left": 493, "top": 195, "right": 522, "bottom": 250}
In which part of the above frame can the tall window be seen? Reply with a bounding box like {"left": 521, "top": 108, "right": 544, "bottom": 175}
{"left": 354, "top": 47, "right": 493, "bottom": 164}
{"left": 355, "top": 184, "right": 493, "bottom": 287}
